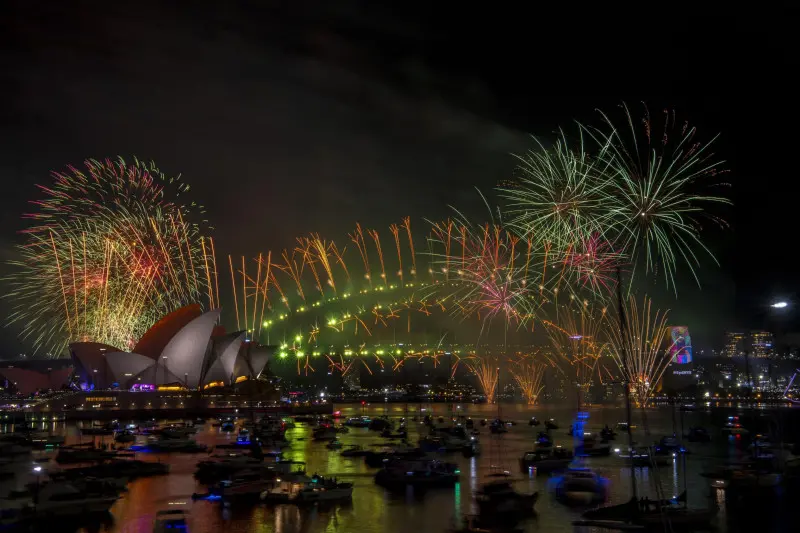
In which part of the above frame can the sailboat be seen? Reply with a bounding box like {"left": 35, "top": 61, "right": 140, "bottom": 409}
{"left": 468, "top": 371, "right": 538, "bottom": 528}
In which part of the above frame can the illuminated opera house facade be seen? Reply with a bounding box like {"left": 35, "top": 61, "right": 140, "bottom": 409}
{"left": 67, "top": 304, "right": 273, "bottom": 391}
{"left": 0, "top": 304, "right": 275, "bottom": 397}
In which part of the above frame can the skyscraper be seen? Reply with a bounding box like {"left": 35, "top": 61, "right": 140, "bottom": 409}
{"left": 750, "top": 331, "right": 773, "bottom": 358}
{"left": 725, "top": 332, "right": 745, "bottom": 358}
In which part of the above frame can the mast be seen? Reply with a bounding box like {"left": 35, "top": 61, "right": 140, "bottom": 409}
{"left": 616, "top": 267, "right": 637, "bottom": 501}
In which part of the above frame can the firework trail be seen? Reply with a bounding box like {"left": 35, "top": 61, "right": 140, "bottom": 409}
{"left": 5, "top": 157, "right": 211, "bottom": 355}
{"left": 467, "top": 357, "right": 500, "bottom": 404}
{"left": 510, "top": 354, "right": 548, "bottom": 405}
{"left": 606, "top": 294, "right": 674, "bottom": 407}
{"left": 544, "top": 301, "right": 610, "bottom": 408}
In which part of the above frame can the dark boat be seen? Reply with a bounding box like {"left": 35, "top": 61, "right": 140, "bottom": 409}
{"left": 685, "top": 426, "right": 711, "bottom": 443}
{"left": 449, "top": 514, "right": 524, "bottom": 533}
{"left": 364, "top": 445, "right": 425, "bottom": 467}
{"left": 520, "top": 446, "right": 573, "bottom": 473}
{"left": 474, "top": 480, "right": 538, "bottom": 522}
{"left": 544, "top": 419, "right": 559, "bottom": 431}
{"left": 340, "top": 445, "right": 370, "bottom": 458}
{"left": 374, "top": 458, "right": 460, "bottom": 489}
{"left": 599, "top": 426, "right": 616, "bottom": 441}
{"left": 528, "top": 417, "right": 540, "bottom": 427}
{"left": 583, "top": 492, "right": 717, "bottom": 529}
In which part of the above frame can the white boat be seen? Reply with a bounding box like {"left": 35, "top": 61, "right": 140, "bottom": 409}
{"left": 153, "top": 509, "right": 189, "bottom": 533}
{"left": 552, "top": 467, "right": 608, "bottom": 505}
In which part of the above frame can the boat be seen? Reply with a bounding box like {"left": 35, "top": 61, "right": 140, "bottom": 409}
{"left": 654, "top": 435, "right": 685, "bottom": 455}
{"left": 583, "top": 492, "right": 717, "bottom": 529}
{"left": 114, "top": 430, "right": 136, "bottom": 443}
{"left": 26, "top": 481, "right": 118, "bottom": 516}
{"left": 448, "top": 514, "right": 524, "bottom": 533}
{"left": 474, "top": 480, "right": 538, "bottom": 522}
{"left": 28, "top": 432, "right": 66, "bottom": 448}
{"left": 80, "top": 427, "right": 114, "bottom": 436}
{"left": 489, "top": 419, "right": 508, "bottom": 434}
{"left": 528, "top": 417, "right": 540, "bottom": 427}
{"left": 312, "top": 427, "right": 337, "bottom": 441}
{"left": 685, "top": 426, "right": 711, "bottom": 442}
{"left": 581, "top": 434, "right": 611, "bottom": 457}
{"left": 679, "top": 403, "right": 697, "bottom": 412}
{"left": 364, "top": 445, "right": 425, "bottom": 467}
{"left": 340, "top": 445, "right": 370, "bottom": 458}
{"left": 721, "top": 415, "right": 749, "bottom": 435}
{"left": 53, "top": 459, "right": 170, "bottom": 480}
{"left": 220, "top": 421, "right": 235, "bottom": 432}
{"left": 599, "top": 426, "right": 616, "bottom": 441}
{"left": 614, "top": 447, "right": 670, "bottom": 468}
{"left": 520, "top": 446, "right": 573, "bottom": 473}
{"left": 550, "top": 467, "right": 608, "bottom": 505}
{"left": 143, "top": 438, "right": 208, "bottom": 453}
{"left": 326, "top": 440, "right": 343, "bottom": 450}
{"left": 153, "top": 509, "right": 189, "bottom": 532}
{"left": 374, "top": 458, "right": 460, "bottom": 489}
{"left": 261, "top": 474, "right": 353, "bottom": 503}
{"left": 462, "top": 438, "right": 481, "bottom": 458}
{"left": 544, "top": 419, "right": 559, "bottom": 431}
{"left": 343, "top": 416, "right": 371, "bottom": 428}
{"left": 210, "top": 471, "right": 281, "bottom": 501}
{"left": 369, "top": 417, "right": 392, "bottom": 431}
{"left": 534, "top": 432, "right": 553, "bottom": 448}
{"left": 55, "top": 447, "right": 117, "bottom": 464}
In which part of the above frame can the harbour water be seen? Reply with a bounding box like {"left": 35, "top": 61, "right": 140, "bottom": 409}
{"left": 3, "top": 403, "right": 799, "bottom": 533}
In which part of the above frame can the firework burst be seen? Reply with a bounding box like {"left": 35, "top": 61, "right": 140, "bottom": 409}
{"left": 466, "top": 356, "right": 500, "bottom": 404}
{"left": 5, "top": 157, "right": 212, "bottom": 355}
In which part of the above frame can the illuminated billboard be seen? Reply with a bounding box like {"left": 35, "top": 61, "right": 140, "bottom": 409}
{"left": 669, "top": 326, "right": 692, "bottom": 364}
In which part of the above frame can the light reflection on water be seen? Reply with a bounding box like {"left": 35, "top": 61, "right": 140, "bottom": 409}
{"left": 3, "top": 403, "right": 796, "bottom": 533}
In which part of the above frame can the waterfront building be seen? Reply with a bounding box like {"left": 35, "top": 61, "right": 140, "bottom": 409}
{"left": 725, "top": 332, "right": 745, "bottom": 358}
{"left": 750, "top": 330, "right": 773, "bottom": 358}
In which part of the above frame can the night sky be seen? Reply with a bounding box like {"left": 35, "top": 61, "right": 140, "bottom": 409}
{"left": 2, "top": 1, "right": 798, "bottom": 355}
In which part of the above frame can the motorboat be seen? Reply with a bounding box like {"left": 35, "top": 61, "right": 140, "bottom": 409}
{"left": 550, "top": 467, "right": 608, "bottom": 505}
{"left": 142, "top": 438, "right": 208, "bottom": 453}
{"left": 685, "top": 426, "right": 711, "bottom": 442}
{"left": 419, "top": 434, "right": 468, "bottom": 453}
{"left": 535, "top": 432, "right": 553, "bottom": 448}
{"left": 343, "top": 416, "right": 371, "bottom": 428}
{"left": 679, "top": 403, "right": 697, "bottom": 412}
{"left": 55, "top": 447, "right": 117, "bottom": 464}
{"left": 114, "top": 430, "right": 136, "bottom": 443}
{"left": 374, "top": 458, "right": 460, "bottom": 489}
{"left": 702, "top": 464, "right": 782, "bottom": 490}
{"left": 528, "top": 417, "right": 540, "bottom": 427}
{"left": 369, "top": 417, "right": 392, "bottom": 431}
{"left": 654, "top": 435, "right": 685, "bottom": 456}
{"left": 153, "top": 509, "right": 189, "bottom": 532}
{"left": 364, "top": 445, "right": 425, "bottom": 467}
{"left": 599, "top": 426, "right": 616, "bottom": 441}
{"left": 54, "top": 459, "right": 170, "bottom": 481}
{"left": 28, "top": 432, "right": 65, "bottom": 448}
{"left": 581, "top": 434, "right": 611, "bottom": 457}
{"left": 544, "top": 419, "right": 559, "bottom": 431}
{"left": 520, "top": 446, "right": 574, "bottom": 473}
{"left": 462, "top": 438, "right": 481, "bottom": 458}
{"left": 261, "top": 474, "right": 353, "bottom": 503}
{"left": 722, "top": 416, "right": 749, "bottom": 436}
{"left": 210, "top": 471, "right": 281, "bottom": 501}
{"left": 614, "top": 447, "right": 670, "bottom": 468}
{"left": 25, "top": 481, "right": 118, "bottom": 517}
{"left": 583, "top": 492, "right": 717, "bottom": 529}
{"left": 326, "top": 440, "right": 343, "bottom": 450}
{"left": 489, "top": 419, "right": 508, "bottom": 434}
{"left": 448, "top": 514, "right": 524, "bottom": 533}
{"left": 474, "top": 480, "right": 538, "bottom": 522}
{"left": 340, "top": 445, "right": 370, "bottom": 458}
{"left": 312, "top": 427, "right": 337, "bottom": 441}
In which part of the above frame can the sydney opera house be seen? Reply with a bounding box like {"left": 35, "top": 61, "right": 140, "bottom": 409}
{"left": 1, "top": 305, "right": 273, "bottom": 395}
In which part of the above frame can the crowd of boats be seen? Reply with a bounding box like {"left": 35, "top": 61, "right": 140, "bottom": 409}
{"left": 4, "top": 409, "right": 800, "bottom": 532}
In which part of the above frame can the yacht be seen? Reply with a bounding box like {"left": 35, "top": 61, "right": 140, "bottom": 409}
{"left": 550, "top": 467, "right": 608, "bottom": 505}
{"left": 474, "top": 480, "right": 538, "bottom": 521}
{"left": 520, "top": 446, "right": 573, "bottom": 473}
{"left": 28, "top": 482, "right": 118, "bottom": 517}
{"left": 261, "top": 474, "right": 353, "bottom": 503}
{"left": 374, "top": 458, "right": 460, "bottom": 489}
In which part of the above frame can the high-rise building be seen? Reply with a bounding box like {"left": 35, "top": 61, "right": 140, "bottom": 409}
{"left": 725, "top": 332, "right": 745, "bottom": 358}
{"left": 750, "top": 331, "right": 773, "bottom": 358}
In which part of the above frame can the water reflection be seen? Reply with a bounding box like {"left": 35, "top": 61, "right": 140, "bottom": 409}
{"left": 3, "top": 403, "right": 797, "bottom": 532}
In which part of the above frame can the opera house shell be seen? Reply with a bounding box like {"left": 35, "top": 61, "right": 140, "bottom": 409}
{"left": 68, "top": 305, "right": 273, "bottom": 390}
